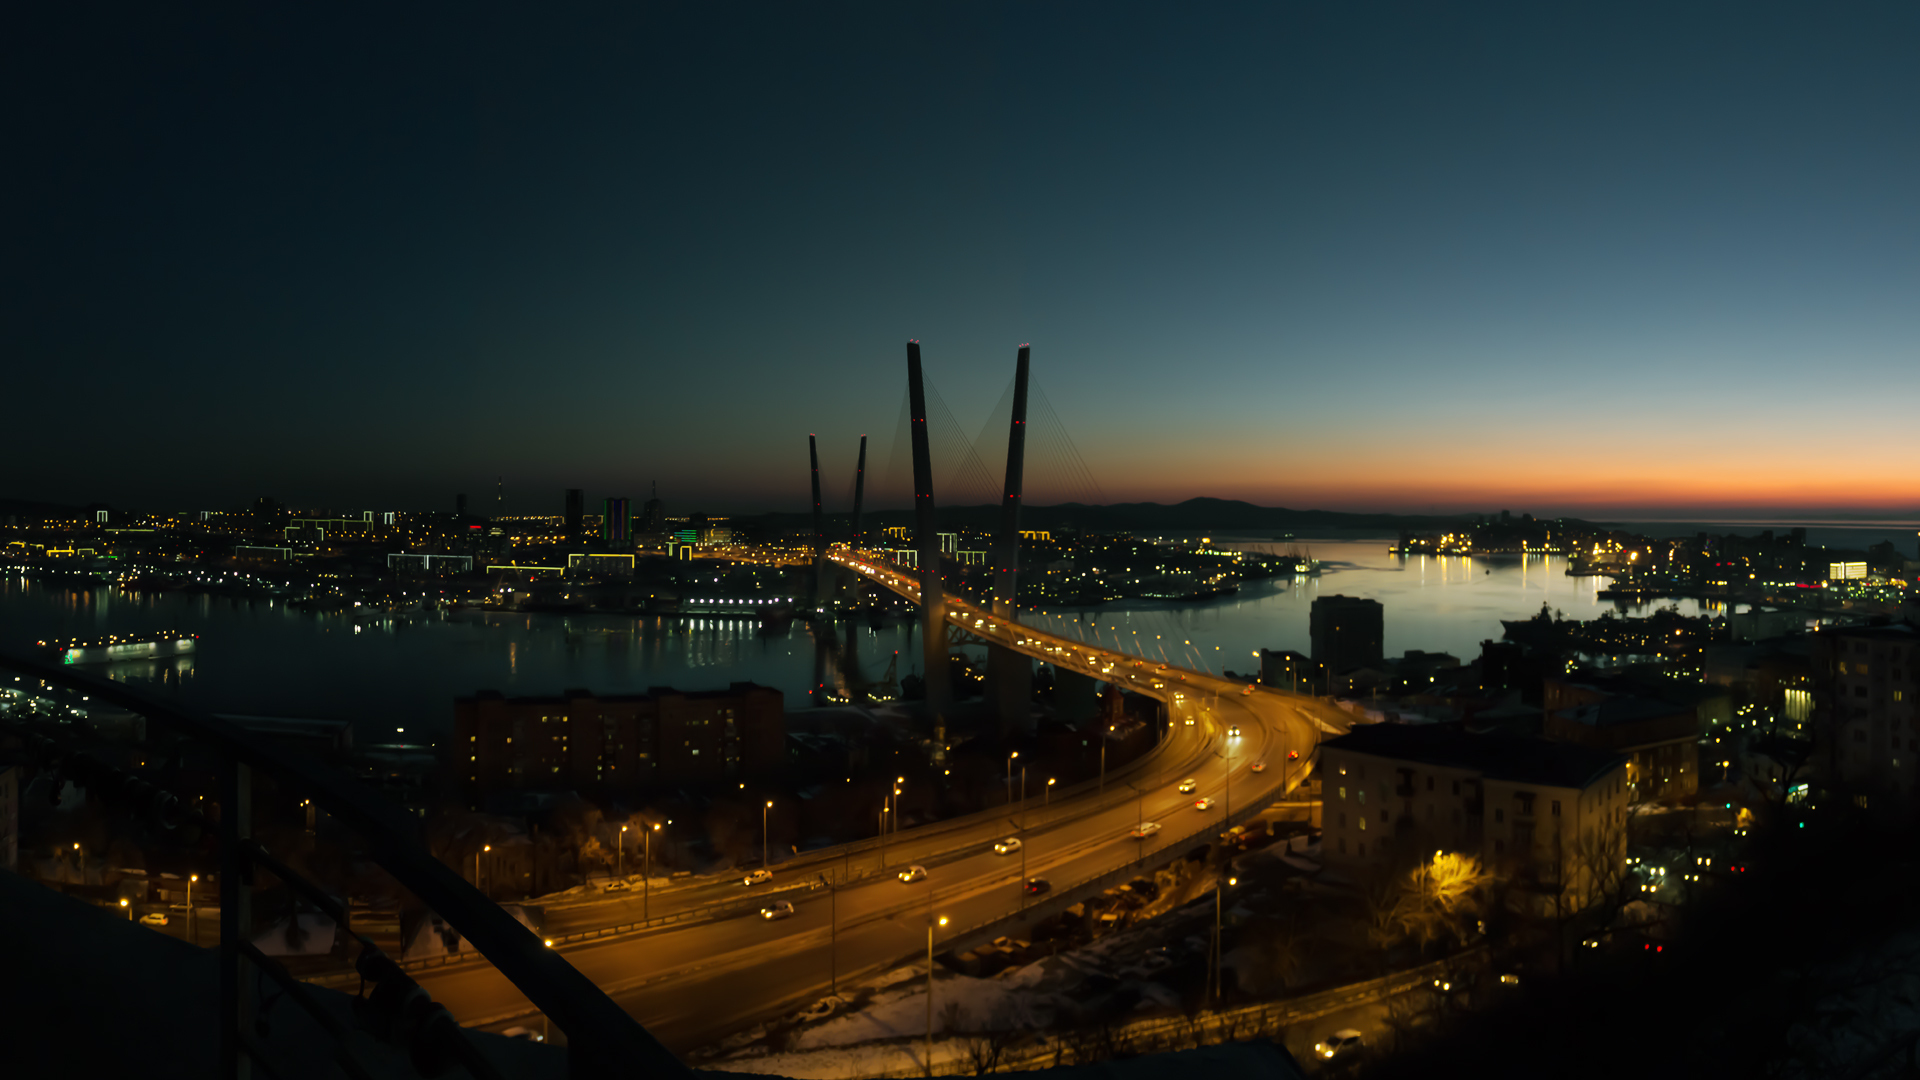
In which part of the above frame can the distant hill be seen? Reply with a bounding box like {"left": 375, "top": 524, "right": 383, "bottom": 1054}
{"left": 732, "top": 497, "right": 1485, "bottom": 536}
{"left": 0, "top": 498, "right": 100, "bottom": 520}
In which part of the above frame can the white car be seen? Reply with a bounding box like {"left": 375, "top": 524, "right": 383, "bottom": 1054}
{"left": 1130, "top": 822, "right": 1161, "bottom": 839}
{"left": 1177, "top": 778, "right": 1199, "bottom": 794}
{"left": 138, "top": 912, "right": 169, "bottom": 927}
{"left": 1193, "top": 797, "right": 1215, "bottom": 811}
{"left": 761, "top": 901, "right": 796, "bottom": 921}
{"left": 1314, "top": 1029, "right": 1365, "bottom": 1060}
{"left": 898, "top": 865, "right": 928, "bottom": 884}
{"left": 743, "top": 869, "right": 773, "bottom": 886}
{"left": 993, "top": 838, "right": 1022, "bottom": 855}
{"left": 1249, "top": 761, "right": 1267, "bottom": 774}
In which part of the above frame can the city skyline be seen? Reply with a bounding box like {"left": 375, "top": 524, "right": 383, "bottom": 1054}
{"left": 7, "top": 3, "right": 1918, "bottom": 518}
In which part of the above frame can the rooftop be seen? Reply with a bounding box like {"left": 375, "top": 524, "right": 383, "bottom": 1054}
{"left": 1321, "top": 721, "right": 1626, "bottom": 790}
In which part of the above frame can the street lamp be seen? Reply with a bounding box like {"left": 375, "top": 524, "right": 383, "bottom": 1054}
{"left": 763, "top": 801, "right": 774, "bottom": 870}
{"left": 1212, "top": 876, "right": 1237, "bottom": 1007}
{"left": 618, "top": 824, "right": 628, "bottom": 880}
{"left": 926, "top": 913, "right": 949, "bottom": 1076}
{"left": 644, "top": 822, "right": 664, "bottom": 920}
{"left": 1100, "top": 727, "right": 1110, "bottom": 794}
{"left": 475, "top": 844, "right": 490, "bottom": 895}
{"left": 1045, "top": 777, "right": 1056, "bottom": 812}
{"left": 187, "top": 874, "right": 198, "bottom": 945}
{"left": 1006, "top": 751, "right": 1019, "bottom": 806}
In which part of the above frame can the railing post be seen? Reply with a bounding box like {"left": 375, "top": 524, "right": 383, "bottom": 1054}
{"left": 220, "top": 756, "right": 254, "bottom": 1079}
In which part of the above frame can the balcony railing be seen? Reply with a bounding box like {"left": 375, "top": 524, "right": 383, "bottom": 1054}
{"left": 0, "top": 650, "right": 690, "bottom": 1079}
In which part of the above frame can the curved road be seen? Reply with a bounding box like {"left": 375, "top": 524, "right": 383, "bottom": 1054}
{"left": 415, "top": 549, "right": 1349, "bottom": 1053}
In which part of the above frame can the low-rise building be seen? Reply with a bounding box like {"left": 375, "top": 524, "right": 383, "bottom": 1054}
{"left": 1543, "top": 675, "right": 1728, "bottom": 803}
{"left": 1320, "top": 723, "right": 1628, "bottom": 912}
{"left": 454, "top": 683, "right": 783, "bottom": 800}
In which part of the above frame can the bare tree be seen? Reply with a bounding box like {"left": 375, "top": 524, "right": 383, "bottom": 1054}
{"left": 956, "top": 1006, "right": 1022, "bottom": 1075}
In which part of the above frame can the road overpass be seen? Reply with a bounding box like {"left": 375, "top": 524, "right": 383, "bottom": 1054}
{"left": 396, "top": 549, "right": 1346, "bottom": 1054}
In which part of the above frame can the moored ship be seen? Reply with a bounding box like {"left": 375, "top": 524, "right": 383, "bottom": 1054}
{"left": 37, "top": 631, "right": 198, "bottom": 665}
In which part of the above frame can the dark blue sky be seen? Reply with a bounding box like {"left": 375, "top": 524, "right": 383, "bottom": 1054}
{"left": 7, "top": 3, "right": 1918, "bottom": 517}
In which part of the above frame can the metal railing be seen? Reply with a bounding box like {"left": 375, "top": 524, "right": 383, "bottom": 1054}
{"left": 0, "top": 651, "right": 690, "bottom": 1079}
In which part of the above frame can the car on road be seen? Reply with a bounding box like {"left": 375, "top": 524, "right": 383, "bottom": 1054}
{"left": 1227, "top": 725, "right": 1241, "bottom": 737}
{"left": 760, "top": 901, "right": 796, "bottom": 921}
{"left": 1313, "top": 1029, "right": 1366, "bottom": 1060}
{"left": 898, "top": 865, "right": 928, "bottom": 884}
{"left": 1241, "top": 684, "right": 1256, "bottom": 695}
{"left": 1024, "top": 877, "right": 1051, "bottom": 895}
{"left": 603, "top": 880, "right": 629, "bottom": 892}
{"left": 1130, "top": 822, "right": 1161, "bottom": 839}
{"left": 1287, "top": 749, "right": 1299, "bottom": 761}
{"left": 993, "top": 838, "right": 1022, "bottom": 855}
{"left": 1249, "top": 761, "right": 1267, "bottom": 773}
{"left": 1183, "top": 716, "right": 1194, "bottom": 726}
{"left": 1193, "top": 797, "right": 1215, "bottom": 811}
{"left": 743, "top": 869, "right": 773, "bottom": 886}
{"left": 138, "top": 912, "right": 169, "bottom": 927}
{"left": 1177, "top": 778, "right": 1199, "bottom": 794}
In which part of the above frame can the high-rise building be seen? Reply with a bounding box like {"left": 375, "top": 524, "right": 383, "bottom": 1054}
{"left": 637, "top": 482, "right": 665, "bottom": 535}
{"left": 1812, "top": 622, "right": 1920, "bottom": 822}
{"left": 564, "top": 488, "right": 584, "bottom": 544}
{"left": 1310, "top": 594, "right": 1384, "bottom": 677}
{"left": 602, "top": 497, "right": 631, "bottom": 544}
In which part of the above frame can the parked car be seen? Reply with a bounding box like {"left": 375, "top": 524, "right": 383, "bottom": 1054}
{"left": 1313, "top": 1029, "right": 1366, "bottom": 1060}
{"left": 1024, "top": 877, "right": 1051, "bottom": 895}
{"left": 501, "top": 1027, "right": 545, "bottom": 1042}
{"left": 798, "top": 996, "right": 845, "bottom": 1022}
{"left": 743, "top": 869, "right": 773, "bottom": 886}
{"left": 1130, "top": 822, "right": 1161, "bottom": 839}
{"left": 603, "top": 880, "right": 629, "bottom": 892}
{"left": 993, "top": 838, "right": 1022, "bottom": 855}
{"left": 138, "top": 912, "right": 169, "bottom": 927}
{"left": 1193, "top": 797, "right": 1215, "bottom": 810}
{"left": 1177, "top": 778, "right": 1199, "bottom": 794}
{"left": 1249, "top": 761, "right": 1267, "bottom": 774}
{"left": 898, "top": 865, "right": 928, "bottom": 884}
{"left": 760, "top": 900, "right": 796, "bottom": 921}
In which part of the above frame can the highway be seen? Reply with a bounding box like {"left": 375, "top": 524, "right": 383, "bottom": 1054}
{"left": 412, "top": 549, "right": 1348, "bottom": 1053}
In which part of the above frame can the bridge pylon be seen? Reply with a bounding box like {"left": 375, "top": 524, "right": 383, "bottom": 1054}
{"left": 907, "top": 341, "right": 951, "bottom": 727}
{"left": 987, "top": 344, "right": 1035, "bottom": 736}
{"left": 809, "top": 433, "right": 827, "bottom": 611}
{"left": 851, "top": 434, "right": 867, "bottom": 547}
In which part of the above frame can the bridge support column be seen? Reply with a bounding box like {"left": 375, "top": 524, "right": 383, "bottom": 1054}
{"left": 988, "top": 344, "right": 1034, "bottom": 736}
{"left": 1054, "top": 666, "right": 1100, "bottom": 724}
{"left": 907, "top": 342, "right": 951, "bottom": 726}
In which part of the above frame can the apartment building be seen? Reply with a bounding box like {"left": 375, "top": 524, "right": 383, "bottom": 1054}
{"left": 1320, "top": 723, "right": 1628, "bottom": 911}
{"left": 454, "top": 683, "right": 783, "bottom": 799}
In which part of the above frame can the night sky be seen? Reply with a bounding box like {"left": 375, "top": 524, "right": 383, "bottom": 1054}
{"left": 7, "top": 3, "right": 1918, "bottom": 518}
